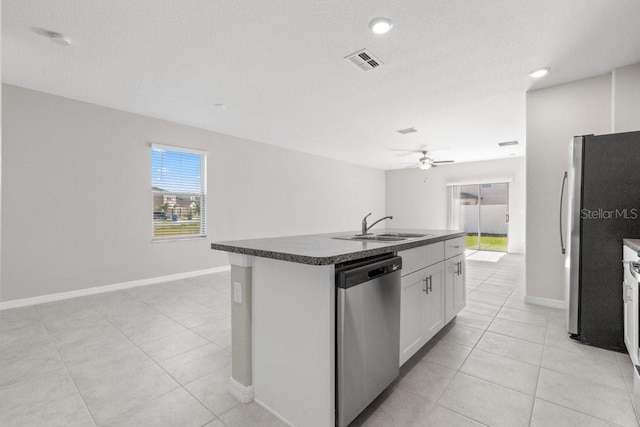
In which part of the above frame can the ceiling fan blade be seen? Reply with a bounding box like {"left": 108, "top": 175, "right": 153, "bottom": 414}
{"left": 392, "top": 149, "right": 424, "bottom": 157}
{"left": 391, "top": 148, "right": 421, "bottom": 152}
{"left": 404, "top": 165, "right": 418, "bottom": 169}
{"left": 432, "top": 160, "right": 454, "bottom": 164}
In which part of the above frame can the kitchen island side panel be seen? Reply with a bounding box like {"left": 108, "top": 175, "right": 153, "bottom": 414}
{"left": 253, "top": 257, "right": 335, "bottom": 427}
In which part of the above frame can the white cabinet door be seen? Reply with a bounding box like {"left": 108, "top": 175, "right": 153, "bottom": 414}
{"left": 400, "top": 269, "right": 427, "bottom": 366}
{"left": 445, "top": 254, "right": 466, "bottom": 323}
{"left": 423, "top": 262, "right": 445, "bottom": 342}
{"left": 399, "top": 242, "right": 461, "bottom": 366}
{"left": 623, "top": 245, "right": 639, "bottom": 365}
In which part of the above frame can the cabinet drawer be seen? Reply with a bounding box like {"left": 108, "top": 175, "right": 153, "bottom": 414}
{"left": 399, "top": 242, "right": 444, "bottom": 276}
{"left": 444, "top": 237, "right": 465, "bottom": 259}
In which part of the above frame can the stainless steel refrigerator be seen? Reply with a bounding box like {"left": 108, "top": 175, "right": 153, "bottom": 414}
{"left": 562, "top": 131, "right": 640, "bottom": 351}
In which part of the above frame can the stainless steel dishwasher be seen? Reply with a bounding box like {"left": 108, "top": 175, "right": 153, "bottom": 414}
{"left": 336, "top": 253, "right": 402, "bottom": 427}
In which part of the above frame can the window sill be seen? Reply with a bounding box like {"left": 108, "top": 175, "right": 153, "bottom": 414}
{"left": 152, "top": 235, "right": 207, "bottom": 243}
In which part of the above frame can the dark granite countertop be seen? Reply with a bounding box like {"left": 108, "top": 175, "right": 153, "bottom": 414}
{"left": 211, "top": 229, "right": 466, "bottom": 265}
{"left": 624, "top": 238, "right": 640, "bottom": 253}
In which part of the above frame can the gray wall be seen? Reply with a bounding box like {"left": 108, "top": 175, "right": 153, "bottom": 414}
{"left": 385, "top": 157, "right": 526, "bottom": 254}
{"left": 613, "top": 63, "right": 640, "bottom": 133}
{"left": 1, "top": 85, "right": 386, "bottom": 302}
{"left": 525, "top": 63, "right": 640, "bottom": 302}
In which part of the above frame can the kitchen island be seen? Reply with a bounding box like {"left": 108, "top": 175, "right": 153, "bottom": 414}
{"left": 211, "top": 229, "right": 466, "bottom": 426}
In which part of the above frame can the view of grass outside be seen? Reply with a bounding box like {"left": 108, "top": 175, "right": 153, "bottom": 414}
{"left": 153, "top": 220, "right": 201, "bottom": 236}
{"left": 466, "top": 235, "right": 508, "bottom": 252}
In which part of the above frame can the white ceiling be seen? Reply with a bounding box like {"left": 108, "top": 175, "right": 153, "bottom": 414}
{"left": 3, "top": 1, "right": 640, "bottom": 170}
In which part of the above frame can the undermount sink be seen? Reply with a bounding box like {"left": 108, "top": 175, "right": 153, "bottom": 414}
{"left": 333, "top": 233, "right": 433, "bottom": 242}
{"left": 342, "top": 235, "right": 406, "bottom": 242}
{"left": 376, "top": 233, "right": 433, "bottom": 238}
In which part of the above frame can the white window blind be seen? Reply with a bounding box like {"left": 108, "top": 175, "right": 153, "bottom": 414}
{"left": 151, "top": 144, "right": 206, "bottom": 240}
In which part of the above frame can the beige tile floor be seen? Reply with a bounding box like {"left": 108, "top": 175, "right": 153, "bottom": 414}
{"left": 354, "top": 254, "right": 640, "bottom": 427}
{"left": 1, "top": 254, "right": 639, "bottom": 426}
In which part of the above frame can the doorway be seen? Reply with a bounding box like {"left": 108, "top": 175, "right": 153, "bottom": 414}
{"left": 448, "top": 182, "right": 509, "bottom": 253}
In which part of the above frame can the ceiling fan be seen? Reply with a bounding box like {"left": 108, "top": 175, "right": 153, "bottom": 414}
{"left": 402, "top": 150, "right": 455, "bottom": 170}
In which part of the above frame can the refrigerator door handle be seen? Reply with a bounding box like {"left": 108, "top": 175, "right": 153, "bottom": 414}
{"left": 560, "top": 171, "right": 568, "bottom": 254}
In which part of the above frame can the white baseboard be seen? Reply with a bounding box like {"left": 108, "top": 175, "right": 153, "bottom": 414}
{"left": 254, "top": 398, "right": 294, "bottom": 427}
{"left": 524, "top": 295, "right": 565, "bottom": 309}
{"left": 229, "top": 377, "right": 254, "bottom": 404}
{"left": 0, "top": 265, "right": 230, "bottom": 311}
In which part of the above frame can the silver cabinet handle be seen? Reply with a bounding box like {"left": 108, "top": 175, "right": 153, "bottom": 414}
{"left": 422, "top": 275, "right": 432, "bottom": 293}
{"left": 453, "top": 245, "right": 461, "bottom": 249}
{"left": 624, "top": 284, "right": 633, "bottom": 302}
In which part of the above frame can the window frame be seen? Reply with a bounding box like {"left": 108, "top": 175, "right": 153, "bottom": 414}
{"left": 151, "top": 143, "right": 207, "bottom": 242}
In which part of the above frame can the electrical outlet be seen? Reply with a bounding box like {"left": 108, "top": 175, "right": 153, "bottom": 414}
{"left": 233, "top": 281, "right": 243, "bottom": 304}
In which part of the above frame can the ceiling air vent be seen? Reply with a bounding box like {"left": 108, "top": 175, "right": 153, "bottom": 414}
{"left": 397, "top": 127, "right": 417, "bottom": 135}
{"left": 498, "top": 140, "right": 518, "bottom": 147}
{"left": 345, "top": 49, "right": 384, "bottom": 71}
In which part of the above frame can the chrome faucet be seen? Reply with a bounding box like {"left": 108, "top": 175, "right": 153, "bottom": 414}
{"left": 361, "top": 213, "right": 393, "bottom": 235}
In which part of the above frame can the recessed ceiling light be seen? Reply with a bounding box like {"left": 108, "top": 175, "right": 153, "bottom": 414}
{"left": 369, "top": 18, "right": 393, "bottom": 35}
{"left": 529, "top": 67, "right": 550, "bottom": 78}
{"left": 31, "top": 27, "right": 71, "bottom": 46}
{"left": 214, "top": 103, "right": 226, "bottom": 110}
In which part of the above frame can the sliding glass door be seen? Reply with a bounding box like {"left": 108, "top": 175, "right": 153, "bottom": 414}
{"left": 448, "top": 182, "right": 509, "bottom": 252}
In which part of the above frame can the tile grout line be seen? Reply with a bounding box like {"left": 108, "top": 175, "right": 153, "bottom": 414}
{"left": 534, "top": 303, "right": 637, "bottom": 425}
{"left": 434, "top": 258, "right": 532, "bottom": 424}
{"left": 533, "top": 395, "right": 630, "bottom": 427}
{"left": 123, "top": 282, "right": 232, "bottom": 351}
{"left": 619, "top": 354, "right": 640, "bottom": 425}
{"left": 100, "top": 286, "right": 234, "bottom": 424}
{"left": 73, "top": 300, "right": 186, "bottom": 424}
{"left": 430, "top": 259, "right": 518, "bottom": 425}
{"left": 88, "top": 276, "right": 232, "bottom": 425}
{"left": 72, "top": 283, "right": 221, "bottom": 424}
{"left": 33, "top": 306, "right": 100, "bottom": 426}
{"left": 1, "top": 273, "right": 238, "bottom": 427}
{"left": 123, "top": 278, "right": 239, "bottom": 422}
{"left": 526, "top": 321, "right": 550, "bottom": 426}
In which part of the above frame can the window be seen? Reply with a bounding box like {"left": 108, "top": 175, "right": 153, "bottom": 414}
{"left": 151, "top": 144, "right": 206, "bottom": 240}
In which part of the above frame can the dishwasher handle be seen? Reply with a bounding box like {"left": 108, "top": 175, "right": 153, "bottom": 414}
{"left": 336, "top": 255, "right": 402, "bottom": 289}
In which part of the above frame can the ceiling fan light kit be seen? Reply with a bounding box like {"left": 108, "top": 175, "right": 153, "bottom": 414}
{"left": 418, "top": 158, "right": 433, "bottom": 170}
{"left": 410, "top": 150, "right": 454, "bottom": 170}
